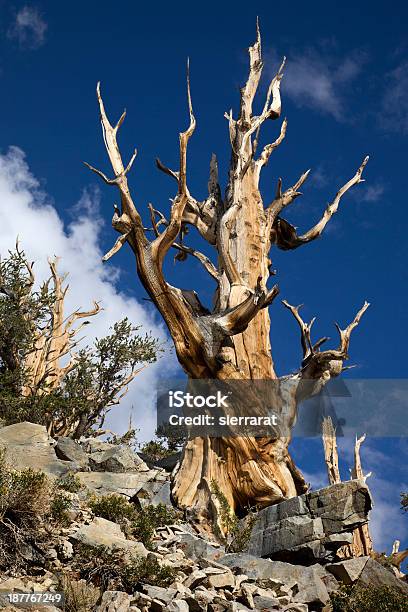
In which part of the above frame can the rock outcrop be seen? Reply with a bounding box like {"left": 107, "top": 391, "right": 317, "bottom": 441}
{"left": 244, "top": 481, "right": 372, "bottom": 564}
{"left": 0, "top": 420, "right": 407, "bottom": 612}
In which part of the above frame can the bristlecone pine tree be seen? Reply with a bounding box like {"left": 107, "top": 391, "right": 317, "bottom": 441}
{"left": 87, "top": 25, "right": 370, "bottom": 531}
{"left": 0, "top": 244, "right": 159, "bottom": 438}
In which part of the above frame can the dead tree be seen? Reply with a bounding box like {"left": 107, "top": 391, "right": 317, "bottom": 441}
{"left": 22, "top": 257, "right": 101, "bottom": 400}
{"left": 322, "top": 422, "right": 373, "bottom": 557}
{"left": 87, "top": 25, "right": 370, "bottom": 530}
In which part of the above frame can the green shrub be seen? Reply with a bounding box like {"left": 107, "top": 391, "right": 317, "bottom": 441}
{"left": 88, "top": 494, "right": 138, "bottom": 526}
{"left": 210, "top": 479, "right": 258, "bottom": 553}
{"left": 72, "top": 544, "right": 177, "bottom": 592}
{"left": 87, "top": 495, "right": 181, "bottom": 548}
{"left": 330, "top": 583, "right": 407, "bottom": 612}
{"left": 56, "top": 473, "right": 82, "bottom": 493}
{"left": 131, "top": 503, "right": 181, "bottom": 549}
{"left": 140, "top": 440, "right": 170, "bottom": 461}
{"left": 50, "top": 491, "right": 73, "bottom": 526}
{"left": 123, "top": 555, "right": 177, "bottom": 589}
{"left": 0, "top": 450, "right": 52, "bottom": 570}
{"left": 0, "top": 449, "right": 51, "bottom": 522}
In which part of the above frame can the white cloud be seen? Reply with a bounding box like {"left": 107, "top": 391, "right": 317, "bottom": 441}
{"left": 0, "top": 146, "right": 176, "bottom": 442}
{"left": 356, "top": 183, "right": 385, "bottom": 203}
{"left": 268, "top": 48, "right": 367, "bottom": 120}
{"left": 8, "top": 6, "right": 47, "bottom": 50}
{"left": 380, "top": 61, "right": 408, "bottom": 134}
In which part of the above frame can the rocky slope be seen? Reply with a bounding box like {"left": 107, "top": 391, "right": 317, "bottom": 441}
{"left": 0, "top": 422, "right": 406, "bottom": 612}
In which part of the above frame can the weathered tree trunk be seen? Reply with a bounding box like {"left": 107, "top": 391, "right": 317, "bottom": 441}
{"left": 322, "top": 421, "right": 373, "bottom": 558}
{"left": 88, "top": 24, "right": 370, "bottom": 531}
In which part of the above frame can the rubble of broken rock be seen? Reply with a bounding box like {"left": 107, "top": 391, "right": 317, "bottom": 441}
{"left": 0, "top": 422, "right": 407, "bottom": 612}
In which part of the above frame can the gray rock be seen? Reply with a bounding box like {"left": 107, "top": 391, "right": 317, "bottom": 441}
{"left": 97, "top": 591, "right": 131, "bottom": 612}
{"left": 178, "top": 532, "right": 224, "bottom": 562}
{"left": 248, "top": 515, "right": 325, "bottom": 559}
{"left": 76, "top": 469, "right": 159, "bottom": 498}
{"left": 184, "top": 596, "right": 208, "bottom": 612}
{"left": 143, "top": 586, "right": 177, "bottom": 603}
{"left": 245, "top": 480, "right": 372, "bottom": 562}
{"left": 149, "top": 480, "right": 173, "bottom": 507}
{"left": 357, "top": 558, "right": 408, "bottom": 594}
{"left": 150, "top": 599, "right": 166, "bottom": 612}
{"left": 55, "top": 437, "right": 89, "bottom": 470}
{"left": 71, "top": 516, "right": 148, "bottom": 557}
{"left": 229, "top": 604, "right": 252, "bottom": 612}
{"left": 326, "top": 556, "right": 369, "bottom": 584}
{"left": 184, "top": 570, "right": 207, "bottom": 589}
{"left": 168, "top": 601, "right": 189, "bottom": 612}
{"left": 219, "top": 554, "right": 332, "bottom": 606}
{"left": 308, "top": 481, "right": 372, "bottom": 535}
{"left": 205, "top": 568, "right": 235, "bottom": 589}
{"left": 252, "top": 594, "right": 280, "bottom": 609}
{"left": 0, "top": 422, "right": 76, "bottom": 478}
{"left": 89, "top": 444, "right": 149, "bottom": 473}
{"left": 80, "top": 438, "right": 113, "bottom": 453}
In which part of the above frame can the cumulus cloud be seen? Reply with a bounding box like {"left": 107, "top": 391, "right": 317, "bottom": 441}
{"left": 8, "top": 6, "right": 47, "bottom": 50}
{"left": 268, "top": 48, "right": 367, "bottom": 120}
{"left": 0, "top": 146, "right": 175, "bottom": 442}
{"left": 380, "top": 61, "right": 408, "bottom": 134}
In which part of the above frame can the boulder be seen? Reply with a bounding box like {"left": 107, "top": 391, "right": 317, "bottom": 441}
{"left": 326, "top": 556, "right": 369, "bottom": 584}
{"left": 149, "top": 480, "right": 173, "bottom": 507}
{"left": 168, "top": 601, "right": 189, "bottom": 612}
{"left": 204, "top": 567, "right": 235, "bottom": 589}
{"left": 356, "top": 558, "right": 408, "bottom": 594}
{"left": 184, "top": 570, "right": 207, "bottom": 589}
{"left": 89, "top": 445, "right": 149, "bottom": 473}
{"left": 219, "top": 553, "right": 336, "bottom": 606}
{"left": 252, "top": 594, "right": 280, "bottom": 609}
{"left": 0, "top": 422, "right": 75, "bottom": 477}
{"left": 177, "top": 532, "right": 224, "bottom": 562}
{"left": 245, "top": 480, "right": 372, "bottom": 563}
{"left": 97, "top": 591, "right": 131, "bottom": 612}
{"left": 80, "top": 438, "right": 113, "bottom": 453}
{"left": 76, "top": 469, "right": 160, "bottom": 498}
{"left": 55, "top": 437, "right": 89, "bottom": 470}
{"left": 143, "top": 586, "right": 177, "bottom": 603}
{"left": 307, "top": 481, "right": 372, "bottom": 535}
{"left": 70, "top": 516, "right": 148, "bottom": 557}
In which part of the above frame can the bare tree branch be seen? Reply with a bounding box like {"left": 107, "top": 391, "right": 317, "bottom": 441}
{"left": 102, "top": 232, "right": 131, "bottom": 262}
{"left": 273, "top": 156, "right": 369, "bottom": 250}
{"left": 284, "top": 300, "right": 370, "bottom": 380}
{"left": 152, "top": 60, "right": 197, "bottom": 264}
{"left": 282, "top": 300, "right": 315, "bottom": 361}
{"left": 351, "top": 433, "right": 372, "bottom": 482}
{"left": 148, "top": 205, "right": 219, "bottom": 281}
{"left": 255, "top": 117, "right": 288, "bottom": 174}
{"left": 84, "top": 82, "right": 146, "bottom": 241}
{"left": 215, "top": 279, "right": 279, "bottom": 336}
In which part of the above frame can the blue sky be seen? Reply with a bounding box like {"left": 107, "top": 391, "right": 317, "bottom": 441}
{"left": 0, "top": 1, "right": 407, "bottom": 553}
